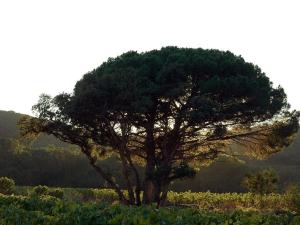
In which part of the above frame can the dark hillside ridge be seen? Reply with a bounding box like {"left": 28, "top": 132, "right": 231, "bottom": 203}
{"left": 0, "top": 110, "right": 71, "bottom": 148}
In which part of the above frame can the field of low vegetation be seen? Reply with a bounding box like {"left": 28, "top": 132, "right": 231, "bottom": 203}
{"left": 11, "top": 186, "right": 300, "bottom": 212}
{"left": 0, "top": 183, "right": 299, "bottom": 225}
{"left": 1, "top": 193, "right": 300, "bottom": 225}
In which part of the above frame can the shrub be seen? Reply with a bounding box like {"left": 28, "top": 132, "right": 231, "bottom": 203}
{"left": 77, "top": 188, "right": 95, "bottom": 201}
{"left": 93, "top": 188, "right": 118, "bottom": 202}
{"left": 48, "top": 188, "right": 64, "bottom": 199}
{"left": 33, "top": 185, "right": 49, "bottom": 196}
{"left": 0, "top": 177, "right": 15, "bottom": 195}
{"left": 241, "top": 168, "right": 278, "bottom": 194}
{"left": 285, "top": 183, "right": 300, "bottom": 213}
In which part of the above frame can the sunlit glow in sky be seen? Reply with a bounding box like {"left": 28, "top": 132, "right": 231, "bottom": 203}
{"left": 0, "top": 0, "right": 299, "bottom": 115}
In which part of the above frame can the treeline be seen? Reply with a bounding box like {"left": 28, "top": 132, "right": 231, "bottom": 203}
{"left": 0, "top": 110, "right": 300, "bottom": 192}
{"left": 0, "top": 138, "right": 107, "bottom": 187}
{"left": 2, "top": 136, "right": 296, "bottom": 192}
{"left": 0, "top": 137, "right": 249, "bottom": 191}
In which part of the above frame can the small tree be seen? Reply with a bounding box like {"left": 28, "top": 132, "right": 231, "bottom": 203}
{"left": 241, "top": 168, "right": 279, "bottom": 194}
{"left": 33, "top": 185, "right": 49, "bottom": 196}
{"left": 0, "top": 177, "right": 15, "bottom": 195}
{"left": 19, "top": 47, "right": 299, "bottom": 206}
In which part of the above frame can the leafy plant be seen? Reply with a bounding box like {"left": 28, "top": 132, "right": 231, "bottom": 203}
{"left": 0, "top": 177, "right": 15, "bottom": 195}
{"left": 77, "top": 188, "right": 95, "bottom": 201}
{"left": 285, "top": 183, "right": 300, "bottom": 213}
{"left": 33, "top": 185, "right": 49, "bottom": 196}
{"left": 48, "top": 188, "right": 64, "bottom": 199}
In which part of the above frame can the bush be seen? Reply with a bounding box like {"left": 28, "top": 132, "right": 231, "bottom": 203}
{"left": 241, "top": 168, "right": 278, "bottom": 194}
{"left": 0, "top": 177, "right": 15, "bottom": 195}
{"left": 285, "top": 183, "right": 300, "bottom": 213}
{"left": 77, "top": 188, "right": 95, "bottom": 201}
{"left": 48, "top": 188, "right": 64, "bottom": 199}
{"left": 33, "top": 185, "right": 49, "bottom": 196}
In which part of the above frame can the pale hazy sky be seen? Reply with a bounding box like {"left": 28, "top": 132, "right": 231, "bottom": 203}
{"left": 0, "top": 0, "right": 299, "bottom": 115}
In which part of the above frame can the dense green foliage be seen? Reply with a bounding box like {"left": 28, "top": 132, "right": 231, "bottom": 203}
{"left": 0, "top": 177, "right": 15, "bottom": 195}
{"left": 0, "top": 193, "right": 300, "bottom": 225}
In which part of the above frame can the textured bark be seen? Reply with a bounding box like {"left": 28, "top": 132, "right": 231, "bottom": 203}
{"left": 143, "top": 117, "right": 158, "bottom": 204}
{"left": 142, "top": 157, "right": 157, "bottom": 204}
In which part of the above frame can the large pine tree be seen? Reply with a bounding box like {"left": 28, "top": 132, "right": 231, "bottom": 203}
{"left": 19, "top": 47, "right": 299, "bottom": 206}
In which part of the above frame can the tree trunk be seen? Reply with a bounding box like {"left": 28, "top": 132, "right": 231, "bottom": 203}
{"left": 142, "top": 153, "right": 159, "bottom": 204}
{"left": 143, "top": 179, "right": 158, "bottom": 204}
{"left": 124, "top": 148, "right": 142, "bottom": 205}
{"left": 142, "top": 178, "right": 170, "bottom": 208}
{"left": 119, "top": 151, "right": 136, "bottom": 205}
{"left": 82, "top": 147, "right": 129, "bottom": 205}
{"left": 157, "top": 182, "right": 170, "bottom": 207}
{"left": 142, "top": 163, "right": 170, "bottom": 206}
{"left": 89, "top": 158, "right": 129, "bottom": 204}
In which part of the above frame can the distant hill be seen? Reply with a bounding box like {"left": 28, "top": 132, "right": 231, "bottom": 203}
{"left": 0, "top": 110, "right": 22, "bottom": 138}
{"left": 0, "top": 110, "right": 106, "bottom": 188}
{"left": 0, "top": 110, "right": 299, "bottom": 191}
{"left": 0, "top": 110, "right": 71, "bottom": 148}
